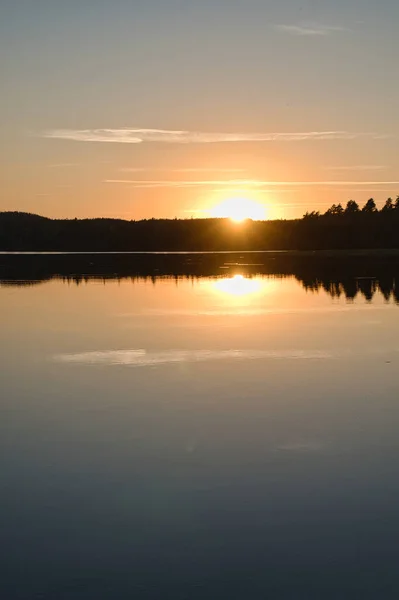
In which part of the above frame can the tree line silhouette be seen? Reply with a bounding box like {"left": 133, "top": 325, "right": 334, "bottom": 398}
{"left": 304, "top": 196, "right": 399, "bottom": 218}
{"left": 1, "top": 251, "right": 399, "bottom": 303}
{"left": 1, "top": 196, "right": 399, "bottom": 251}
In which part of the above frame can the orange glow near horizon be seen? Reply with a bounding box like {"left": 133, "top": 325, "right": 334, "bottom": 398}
{"left": 208, "top": 197, "right": 267, "bottom": 222}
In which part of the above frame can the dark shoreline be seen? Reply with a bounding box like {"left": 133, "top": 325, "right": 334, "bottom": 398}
{"left": 2, "top": 248, "right": 399, "bottom": 256}
{"left": 3, "top": 210, "right": 399, "bottom": 252}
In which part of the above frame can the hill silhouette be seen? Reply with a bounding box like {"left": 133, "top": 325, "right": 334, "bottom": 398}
{"left": 1, "top": 197, "right": 399, "bottom": 251}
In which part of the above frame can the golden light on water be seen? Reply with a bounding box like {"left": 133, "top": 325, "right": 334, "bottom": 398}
{"left": 212, "top": 274, "right": 263, "bottom": 297}
{"left": 209, "top": 197, "right": 267, "bottom": 222}
{"left": 205, "top": 274, "right": 280, "bottom": 315}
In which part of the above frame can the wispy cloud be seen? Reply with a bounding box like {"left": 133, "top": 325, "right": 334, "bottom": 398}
{"left": 105, "top": 179, "right": 261, "bottom": 188}
{"left": 175, "top": 168, "right": 246, "bottom": 173}
{"left": 47, "top": 163, "right": 79, "bottom": 168}
{"left": 325, "top": 165, "right": 389, "bottom": 171}
{"left": 275, "top": 22, "right": 347, "bottom": 36}
{"left": 105, "top": 179, "right": 399, "bottom": 189}
{"left": 43, "top": 128, "right": 377, "bottom": 145}
{"left": 120, "top": 167, "right": 246, "bottom": 174}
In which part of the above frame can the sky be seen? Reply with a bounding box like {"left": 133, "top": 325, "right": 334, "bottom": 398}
{"left": 1, "top": 0, "right": 398, "bottom": 220}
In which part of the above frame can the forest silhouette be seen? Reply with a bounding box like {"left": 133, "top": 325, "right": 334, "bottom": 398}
{"left": 1, "top": 196, "right": 399, "bottom": 251}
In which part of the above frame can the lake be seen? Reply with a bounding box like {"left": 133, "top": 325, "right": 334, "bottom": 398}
{"left": 2, "top": 253, "right": 399, "bottom": 599}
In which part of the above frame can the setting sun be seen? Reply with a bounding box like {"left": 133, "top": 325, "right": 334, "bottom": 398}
{"left": 209, "top": 197, "right": 267, "bottom": 222}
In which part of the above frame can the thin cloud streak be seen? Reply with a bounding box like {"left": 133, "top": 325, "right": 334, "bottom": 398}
{"left": 275, "top": 23, "right": 347, "bottom": 36}
{"left": 47, "top": 163, "right": 79, "bottom": 168}
{"left": 120, "top": 167, "right": 247, "bottom": 174}
{"left": 118, "top": 167, "right": 246, "bottom": 173}
{"left": 105, "top": 179, "right": 399, "bottom": 189}
{"left": 43, "top": 128, "right": 379, "bottom": 145}
{"left": 325, "top": 165, "right": 389, "bottom": 171}
{"left": 175, "top": 168, "right": 246, "bottom": 173}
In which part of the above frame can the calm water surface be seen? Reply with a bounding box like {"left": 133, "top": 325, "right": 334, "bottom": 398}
{"left": 2, "top": 265, "right": 399, "bottom": 599}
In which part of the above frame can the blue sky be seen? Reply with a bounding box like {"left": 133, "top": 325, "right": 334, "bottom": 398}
{"left": 1, "top": 0, "right": 398, "bottom": 219}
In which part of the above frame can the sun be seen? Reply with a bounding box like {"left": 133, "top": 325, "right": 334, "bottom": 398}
{"left": 209, "top": 197, "right": 267, "bottom": 222}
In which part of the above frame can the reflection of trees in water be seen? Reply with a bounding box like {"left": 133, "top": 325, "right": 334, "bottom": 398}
{"left": 299, "top": 276, "right": 398, "bottom": 302}
{"left": 0, "top": 279, "right": 50, "bottom": 287}
{"left": 1, "top": 252, "right": 399, "bottom": 304}
{"left": 3, "top": 273, "right": 399, "bottom": 304}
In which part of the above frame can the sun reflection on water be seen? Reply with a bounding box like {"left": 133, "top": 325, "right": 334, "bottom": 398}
{"left": 212, "top": 274, "right": 262, "bottom": 297}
